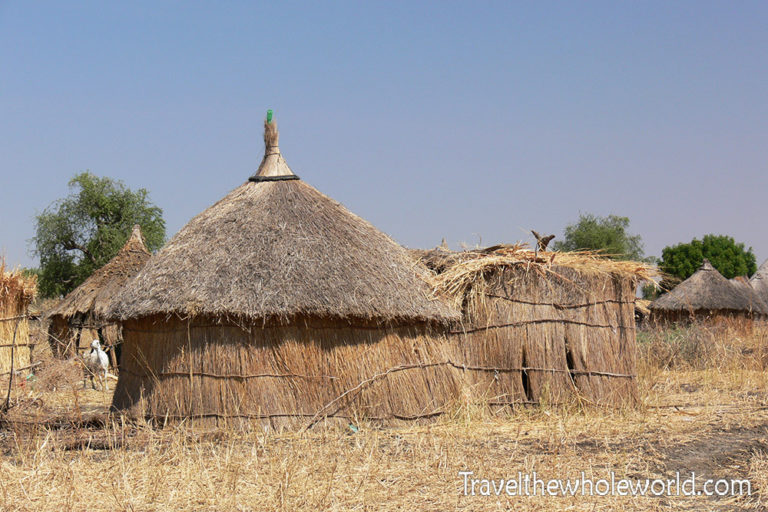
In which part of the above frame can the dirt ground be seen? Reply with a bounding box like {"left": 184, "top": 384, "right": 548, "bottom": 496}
{"left": 0, "top": 325, "right": 766, "bottom": 511}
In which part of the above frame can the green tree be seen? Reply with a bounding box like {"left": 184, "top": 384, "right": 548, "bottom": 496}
{"left": 32, "top": 172, "right": 165, "bottom": 298}
{"left": 659, "top": 235, "right": 756, "bottom": 288}
{"left": 552, "top": 213, "right": 646, "bottom": 261}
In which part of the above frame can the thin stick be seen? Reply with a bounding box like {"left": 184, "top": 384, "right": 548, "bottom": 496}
{"left": 449, "top": 319, "right": 633, "bottom": 335}
{"left": 0, "top": 361, "right": 41, "bottom": 377}
{"left": 2, "top": 318, "right": 19, "bottom": 412}
{"left": 122, "top": 361, "right": 633, "bottom": 381}
{"left": 0, "top": 314, "right": 29, "bottom": 323}
{"left": 187, "top": 319, "right": 193, "bottom": 387}
{"left": 302, "top": 360, "right": 635, "bottom": 431}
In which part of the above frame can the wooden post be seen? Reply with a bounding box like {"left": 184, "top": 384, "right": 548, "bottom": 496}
{"left": 2, "top": 318, "right": 19, "bottom": 412}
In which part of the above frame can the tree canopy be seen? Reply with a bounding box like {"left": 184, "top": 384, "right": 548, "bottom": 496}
{"left": 552, "top": 213, "right": 646, "bottom": 261}
{"left": 659, "top": 234, "right": 756, "bottom": 288}
{"left": 32, "top": 172, "right": 165, "bottom": 298}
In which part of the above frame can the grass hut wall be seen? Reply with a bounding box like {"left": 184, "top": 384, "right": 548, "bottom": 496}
{"left": 107, "top": 118, "right": 462, "bottom": 428}
{"left": 649, "top": 259, "right": 768, "bottom": 325}
{"left": 0, "top": 263, "right": 36, "bottom": 372}
{"left": 46, "top": 225, "right": 151, "bottom": 360}
{"left": 415, "top": 246, "right": 654, "bottom": 407}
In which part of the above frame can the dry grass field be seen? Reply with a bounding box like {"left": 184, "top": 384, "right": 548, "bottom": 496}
{"left": 0, "top": 323, "right": 766, "bottom": 511}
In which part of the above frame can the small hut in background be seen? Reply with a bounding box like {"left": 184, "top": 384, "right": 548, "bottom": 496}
{"left": 0, "top": 263, "right": 36, "bottom": 373}
{"left": 634, "top": 299, "right": 652, "bottom": 324}
{"left": 750, "top": 260, "right": 768, "bottom": 304}
{"left": 649, "top": 259, "right": 768, "bottom": 325}
{"left": 415, "top": 245, "right": 655, "bottom": 407}
{"left": 46, "top": 225, "right": 151, "bottom": 364}
{"left": 730, "top": 275, "right": 754, "bottom": 299}
{"left": 107, "top": 117, "right": 461, "bottom": 428}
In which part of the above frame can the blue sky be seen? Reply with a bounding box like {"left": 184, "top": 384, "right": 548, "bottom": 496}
{"left": 1, "top": 2, "right": 767, "bottom": 269}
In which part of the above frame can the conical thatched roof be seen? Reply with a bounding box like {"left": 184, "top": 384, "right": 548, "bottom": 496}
{"left": 750, "top": 259, "right": 768, "bottom": 302}
{"left": 47, "top": 225, "right": 151, "bottom": 320}
{"left": 650, "top": 259, "right": 768, "bottom": 315}
{"left": 108, "top": 118, "right": 459, "bottom": 324}
{"left": 730, "top": 275, "right": 751, "bottom": 293}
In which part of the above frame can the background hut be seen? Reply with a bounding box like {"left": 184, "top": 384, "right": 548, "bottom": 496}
{"left": 729, "top": 275, "right": 760, "bottom": 306}
{"left": 107, "top": 118, "right": 461, "bottom": 428}
{"left": 415, "top": 245, "right": 654, "bottom": 407}
{"left": 0, "top": 263, "right": 36, "bottom": 373}
{"left": 750, "top": 259, "right": 768, "bottom": 304}
{"left": 649, "top": 259, "right": 768, "bottom": 325}
{"left": 46, "top": 225, "right": 151, "bottom": 363}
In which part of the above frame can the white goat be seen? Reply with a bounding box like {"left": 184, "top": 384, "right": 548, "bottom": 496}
{"left": 84, "top": 339, "right": 109, "bottom": 391}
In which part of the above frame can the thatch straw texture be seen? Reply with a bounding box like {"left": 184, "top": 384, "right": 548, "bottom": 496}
{"left": 417, "top": 244, "right": 654, "bottom": 406}
{"left": 107, "top": 124, "right": 457, "bottom": 325}
{"left": 650, "top": 260, "right": 768, "bottom": 323}
{"left": 113, "top": 316, "right": 461, "bottom": 429}
{"left": 750, "top": 259, "right": 768, "bottom": 303}
{"left": 0, "top": 263, "right": 36, "bottom": 372}
{"left": 48, "top": 225, "right": 151, "bottom": 320}
{"left": 46, "top": 226, "right": 150, "bottom": 357}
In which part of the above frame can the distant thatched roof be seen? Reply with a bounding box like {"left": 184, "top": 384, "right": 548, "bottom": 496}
{"left": 750, "top": 259, "right": 768, "bottom": 302}
{"left": 47, "top": 225, "right": 151, "bottom": 321}
{"left": 650, "top": 259, "right": 768, "bottom": 315}
{"left": 730, "top": 275, "right": 751, "bottom": 295}
{"left": 107, "top": 118, "right": 459, "bottom": 325}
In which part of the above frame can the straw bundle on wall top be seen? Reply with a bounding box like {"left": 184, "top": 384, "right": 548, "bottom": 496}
{"left": 107, "top": 116, "right": 461, "bottom": 427}
{"left": 46, "top": 225, "right": 151, "bottom": 356}
{"left": 0, "top": 262, "right": 36, "bottom": 372}
{"left": 416, "top": 244, "right": 656, "bottom": 406}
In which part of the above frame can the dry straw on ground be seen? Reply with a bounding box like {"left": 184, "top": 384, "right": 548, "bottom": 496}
{"left": 0, "top": 323, "right": 766, "bottom": 511}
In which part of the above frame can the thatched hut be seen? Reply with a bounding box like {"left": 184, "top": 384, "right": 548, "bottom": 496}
{"left": 46, "top": 225, "right": 151, "bottom": 362}
{"left": 414, "top": 245, "right": 655, "bottom": 407}
{"left": 649, "top": 259, "right": 768, "bottom": 324}
{"left": 107, "top": 117, "right": 461, "bottom": 428}
{"left": 750, "top": 259, "right": 768, "bottom": 304}
{"left": 0, "top": 264, "right": 36, "bottom": 373}
{"left": 730, "top": 275, "right": 759, "bottom": 304}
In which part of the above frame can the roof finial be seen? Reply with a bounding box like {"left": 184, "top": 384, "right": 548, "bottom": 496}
{"left": 249, "top": 110, "right": 300, "bottom": 182}
{"left": 126, "top": 224, "right": 148, "bottom": 251}
{"left": 263, "top": 110, "right": 279, "bottom": 153}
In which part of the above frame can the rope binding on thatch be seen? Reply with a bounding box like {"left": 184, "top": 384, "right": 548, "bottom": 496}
{"left": 249, "top": 175, "right": 300, "bottom": 182}
{"left": 0, "top": 314, "right": 29, "bottom": 323}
